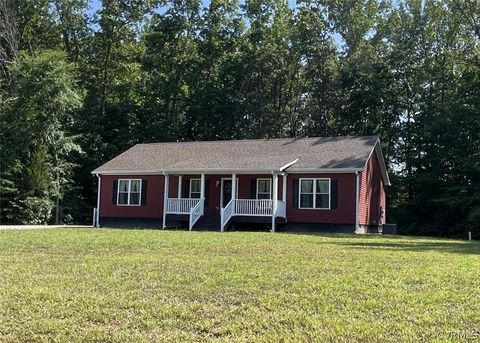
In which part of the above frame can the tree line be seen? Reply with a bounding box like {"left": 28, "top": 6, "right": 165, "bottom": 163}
{"left": 0, "top": 0, "right": 479, "bottom": 237}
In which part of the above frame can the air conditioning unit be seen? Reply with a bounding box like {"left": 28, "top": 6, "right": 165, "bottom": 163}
{"left": 383, "top": 224, "right": 397, "bottom": 235}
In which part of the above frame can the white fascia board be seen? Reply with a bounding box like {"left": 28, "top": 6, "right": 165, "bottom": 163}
{"left": 375, "top": 144, "right": 391, "bottom": 186}
{"left": 91, "top": 170, "right": 165, "bottom": 175}
{"left": 92, "top": 167, "right": 365, "bottom": 175}
{"left": 92, "top": 168, "right": 284, "bottom": 175}
{"left": 363, "top": 139, "right": 391, "bottom": 186}
{"left": 287, "top": 168, "right": 363, "bottom": 173}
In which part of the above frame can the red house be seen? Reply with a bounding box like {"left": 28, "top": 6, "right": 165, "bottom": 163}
{"left": 92, "top": 136, "right": 390, "bottom": 233}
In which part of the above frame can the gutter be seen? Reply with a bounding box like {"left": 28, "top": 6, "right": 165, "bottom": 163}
{"left": 95, "top": 174, "right": 101, "bottom": 227}
{"left": 91, "top": 167, "right": 363, "bottom": 175}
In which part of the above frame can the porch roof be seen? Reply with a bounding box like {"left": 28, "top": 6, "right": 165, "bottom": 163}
{"left": 93, "top": 136, "right": 386, "bottom": 179}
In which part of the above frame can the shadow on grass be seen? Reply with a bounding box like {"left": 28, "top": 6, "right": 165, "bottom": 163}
{"left": 282, "top": 232, "right": 480, "bottom": 255}
{"left": 338, "top": 241, "right": 479, "bottom": 255}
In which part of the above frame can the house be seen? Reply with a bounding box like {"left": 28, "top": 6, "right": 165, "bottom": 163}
{"left": 92, "top": 136, "right": 390, "bottom": 233}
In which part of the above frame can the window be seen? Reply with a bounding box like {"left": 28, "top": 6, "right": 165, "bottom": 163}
{"left": 117, "top": 179, "right": 141, "bottom": 206}
{"left": 256, "top": 179, "right": 272, "bottom": 199}
{"left": 189, "top": 179, "right": 201, "bottom": 198}
{"left": 299, "top": 178, "right": 330, "bottom": 209}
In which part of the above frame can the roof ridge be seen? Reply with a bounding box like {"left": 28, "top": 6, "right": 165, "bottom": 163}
{"left": 136, "top": 135, "right": 379, "bottom": 146}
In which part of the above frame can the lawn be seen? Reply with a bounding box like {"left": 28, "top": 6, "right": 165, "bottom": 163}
{"left": 0, "top": 229, "right": 479, "bottom": 342}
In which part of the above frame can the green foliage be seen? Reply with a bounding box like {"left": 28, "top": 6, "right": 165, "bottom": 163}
{"left": 1, "top": 50, "right": 82, "bottom": 224}
{"left": 25, "top": 145, "right": 51, "bottom": 196}
{"left": 14, "top": 196, "right": 54, "bottom": 224}
{"left": 0, "top": 0, "right": 478, "bottom": 234}
{"left": 0, "top": 175, "right": 19, "bottom": 223}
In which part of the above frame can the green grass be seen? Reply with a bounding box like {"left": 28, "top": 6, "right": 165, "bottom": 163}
{"left": 0, "top": 229, "right": 479, "bottom": 342}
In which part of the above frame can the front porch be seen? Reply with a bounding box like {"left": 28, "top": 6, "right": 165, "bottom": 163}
{"left": 162, "top": 173, "right": 287, "bottom": 231}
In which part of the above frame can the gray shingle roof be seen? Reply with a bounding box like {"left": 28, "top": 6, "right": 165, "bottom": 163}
{"left": 92, "top": 136, "right": 381, "bottom": 174}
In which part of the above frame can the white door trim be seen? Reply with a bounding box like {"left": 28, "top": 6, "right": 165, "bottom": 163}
{"left": 220, "top": 177, "right": 238, "bottom": 209}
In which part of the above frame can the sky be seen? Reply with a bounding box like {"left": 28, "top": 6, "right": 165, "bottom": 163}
{"left": 87, "top": 0, "right": 344, "bottom": 48}
{"left": 88, "top": 0, "right": 299, "bottom": 15}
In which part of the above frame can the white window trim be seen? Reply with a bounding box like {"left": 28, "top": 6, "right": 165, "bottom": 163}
{"left": 256, "top": 178, "right": 272, "bottom": 199}
{"left": 117, "top": 179, "right": 142, "bottom": 206}
{"left": 298, "top": 178, "right": 331, "bottom": 210}
{"left": 189, "top": 178, "right": 201, "bottom": 199}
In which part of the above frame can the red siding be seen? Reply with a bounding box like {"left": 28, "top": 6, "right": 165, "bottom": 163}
{"left": 100, "top": 174, "right": 164, "bottom": 218}
{"left": 286, "top": 173, "right": 356, "bottom": 224}
{"left": 358, "top": 152, "right": 386, "bottom": 226}
{"left": 169, "top": 176, "right": 179, "bottom": 198}
{"left": 99, "top": 172, "right": 363, "bottom": 225}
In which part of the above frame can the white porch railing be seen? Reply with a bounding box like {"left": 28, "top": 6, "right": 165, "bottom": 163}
{"left": 220, "top": 199, "right": 287, "bottom": 231}
{"left": 166, "top": 198, "right": 200, "bottom": 214}
{"left": 221, "top": 199, "right": 235, "bottom": 232}
{"left": 189, "top": 198, "right": 205, "bottom": 230}
{"left": 234, "top": 199, "right": 287, "bottom": 217}
{"left": 235, "top": 199, "right": 273, "bottom": 216}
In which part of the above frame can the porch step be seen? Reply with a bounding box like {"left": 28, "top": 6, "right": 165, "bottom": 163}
{"left": 193, "top": 215, "right": 221, "bottom": 230}
{"left": 165, "top": 214, "right": 189, "bottom": 229}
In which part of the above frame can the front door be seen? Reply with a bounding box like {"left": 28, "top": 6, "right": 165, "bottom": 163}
{"left": 221, "top": 178, "right": 238, "bottom": 208}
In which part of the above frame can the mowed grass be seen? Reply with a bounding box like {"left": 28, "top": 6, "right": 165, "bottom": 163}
{"left": 0, "top": 229, "right": 479, "bottom": 342}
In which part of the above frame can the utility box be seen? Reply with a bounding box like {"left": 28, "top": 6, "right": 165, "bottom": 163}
{"left": 383, "top": 224, "right": 397, "bottom": 235}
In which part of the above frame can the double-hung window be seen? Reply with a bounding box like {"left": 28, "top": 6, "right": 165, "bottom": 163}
{"left": 117, "top": 179, "right": 141, "bottom": 206}
{"left": 299, "top": 178, "right": 330, "bottom": 209}
{"left": 190, "top": 179, "right": 201, "bottom": 198}
{"left": 256, "top": 179, "right": 272, "bottom": 199}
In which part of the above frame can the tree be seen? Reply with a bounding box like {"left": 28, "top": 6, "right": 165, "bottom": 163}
{"left": 0, "top": 0, "right": 478, "bottom": 236}
{"left": 0, "top": 0, "right": 19, "bottom": 91}
{"left": 184, "top": 0, "right": 245, "bottom": 140}
{"left": 142, "top": 0, "right": 202, "bottom": 141}
{"left": 6, "top": 50, "right": 83, "bottom": 224}
{"left": 293, "top": 1, "right": 340, "bottom": 137}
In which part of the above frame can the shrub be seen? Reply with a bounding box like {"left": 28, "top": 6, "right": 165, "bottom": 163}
{"left": 16, "top": 197, "right": 54, "bottom": 224}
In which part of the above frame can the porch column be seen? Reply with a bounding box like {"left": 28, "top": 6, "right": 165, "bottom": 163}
{"left": 231, "top": 173, "right": 236, "bottom": 202}
{"left": 178, "top": 175, "right": 182, "bottom": 198}
{"left": 200, "top": 173, "right": 205, "bottom": 214}
{"left": 272, "top": 173, "right": 278, "bottom": 232}
{"left": 282, "top": 173, "right": 287, "bottom": 201}
{"left": 231, "top": 173, "right": 236, "bottom": 216}
{"left": 162, "top": 173, "right": 169, "bottom": 229}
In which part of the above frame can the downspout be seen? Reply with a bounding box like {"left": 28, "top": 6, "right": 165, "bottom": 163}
{"left": 96, "top": 174, "right": 101, "bottom": 227}
{"left": 271, "top": 171, "right": 278, "bottom": 233}
{"left": 162, "top": 172, "right": 168, "bottom": 229}
{"left": 355, "top": 171, "right": 360, "bottom": 234}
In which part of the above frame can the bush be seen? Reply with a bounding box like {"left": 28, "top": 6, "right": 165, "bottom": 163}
{"left": 16, "top": 197, "right": 54, "bottom": 225}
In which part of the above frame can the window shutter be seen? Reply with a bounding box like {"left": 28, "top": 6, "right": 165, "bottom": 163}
{"left": 141, "top": 179, "right": 147, "bottom": 206}
{"left": 112, "top": 180, "right": 118, "bottom": 205}
{"left": 204, "top": 180, "right": 210, "bottom": 206}
{"left": 250, "top": 179, "right": 257, "bottom": 199}
{"left": 182, "top": 179, "right": 189, "bottom": 198}
{"left": 292, "top": 179, "right": 299, "bottom": 208}
{"left": 331, "top": 179, "right": 338, "bottom": 209}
